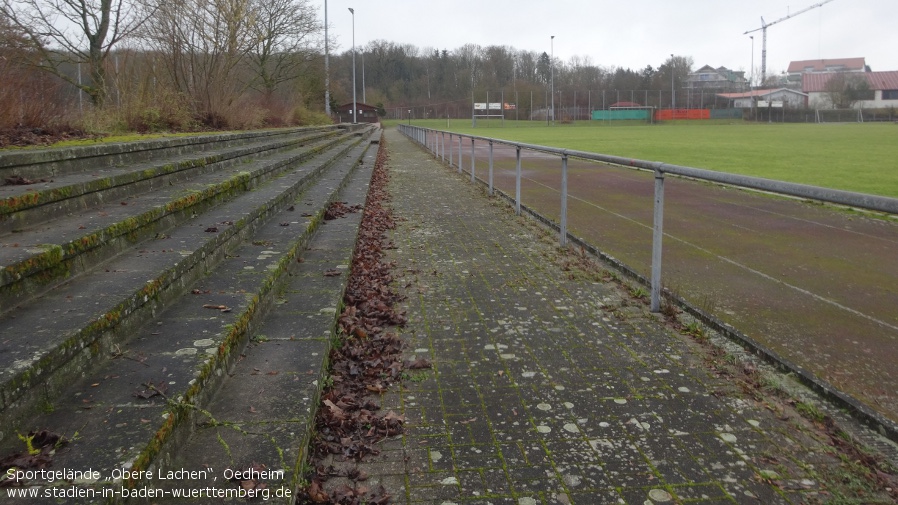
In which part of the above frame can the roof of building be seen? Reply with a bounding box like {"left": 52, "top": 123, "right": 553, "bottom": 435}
{"left": 337, "top": 102, "right": 379, "bottom": 111}
{"left": 788, "top": 58, "right": 867, "bottom": 73}
{"left": 717, "top": 88, "right": 808, "bottom": 99}
{"left": 867, "top": 71, "right": 898, "bottom": 90}
{"left": 687, "top": 65, "right": 746, "bottom": 81}
{"left": 802, "top": 71, "right": 898, "bottom": 93}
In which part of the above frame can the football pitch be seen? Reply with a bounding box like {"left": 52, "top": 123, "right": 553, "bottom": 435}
{"left": 391, "top": 119, "right": 898, "bottom": 198}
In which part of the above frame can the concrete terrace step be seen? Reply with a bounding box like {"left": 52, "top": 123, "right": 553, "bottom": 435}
{"left": 0, "top": 126, "right": 342, "bottom": 180}
{"left": 0, "top": 128, "right": 381, "bottom": 504}
{"left": 154, "top": 141, "right": 378, "bottom": 504}
{"left": 0, "top": 127, "right": 378, "bottom": 451}
{"left": 0, "top": 130, "right": 362, "bottom": 312}
{"left": 0, "top": 128, "right": 348, "bottom": 235}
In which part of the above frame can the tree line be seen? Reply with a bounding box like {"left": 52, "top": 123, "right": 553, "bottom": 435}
{"left": 328, "top": 40, "right": 699, "bottom": 118}
{"left": 1, "top": 0, "right": 327, "bottom": 133}
{"left": 3, "top": 0, "right": 729, "bottom": 134}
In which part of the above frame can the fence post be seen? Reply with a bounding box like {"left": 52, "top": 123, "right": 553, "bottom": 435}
{"left": 470, "top": 138, "right": 476, "bottom": 183}
{"left": 488, "top": 141, "right": 494, "bottom": 196}
{"left": 560, "top": 154, "right": 568, "bottom": 247}
{"left": 440, "top": 132, "right": 444, "bottom": 162}
{"left": 651, "top": 165, "right": 666, "bottom": 313}
{"left": 458, "top": 136, "right": 462, "bottom": 174}
{"left": 515, "top": 146, "right": 522, "bottom": 215}
{"left": 449, "top": 134, "right": 453, "bottom": 167}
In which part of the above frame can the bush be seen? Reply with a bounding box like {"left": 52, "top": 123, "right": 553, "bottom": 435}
{"left": 291, "top": 106, "right": 334, "bottom": 126}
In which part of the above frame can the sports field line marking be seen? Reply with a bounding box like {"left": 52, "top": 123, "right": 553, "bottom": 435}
{"left": 518, "top": 175, "right": 898, "bottom": 336}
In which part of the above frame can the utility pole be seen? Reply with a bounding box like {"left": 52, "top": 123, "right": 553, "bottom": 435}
{"left": 550, "top": 35, "right": 555, "bottom": 124}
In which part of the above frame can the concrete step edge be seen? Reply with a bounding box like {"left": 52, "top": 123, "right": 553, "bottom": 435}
{"left": 0, "top": 126, "right": 340, "bottom": 177}
{"left": 0, "top": 131, "right": 377, "bottom": 433}
{"left": 0, "top": 134, "right": 360, "bottom": 312}
{"left": 0, "top": 129, "right": 345, "bottom": 225}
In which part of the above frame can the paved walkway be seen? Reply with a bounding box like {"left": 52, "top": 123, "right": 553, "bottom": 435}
{"left": 346, "top": 129, "right": 896, "bottom": 505}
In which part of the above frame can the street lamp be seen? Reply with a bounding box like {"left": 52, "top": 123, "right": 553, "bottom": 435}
{"left": 550, "top": 35, "right": 555, "bottom": 124}
{"left": 349, "top": 7, "right": 356, "bottom": 124}
{"left": 749, "top": 36, "right": 755, "bottom": 90}
{"left": 324, "top": 1, "right": 330, "bottom": 117}
{"left": 750, "top": 35, "right": 756, "bottom": 121}
{"left": 670, "top": 53, "right": 675, "bottom": 110}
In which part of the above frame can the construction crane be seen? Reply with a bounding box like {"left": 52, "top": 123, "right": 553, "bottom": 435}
{"left": 744, "top": 0, "right": 836, "bottom": 85}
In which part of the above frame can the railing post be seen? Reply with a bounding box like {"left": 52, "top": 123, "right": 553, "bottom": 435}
{"left": 560, "top": 154, "right": 568, "bottom": 247}
{"left": 515, "top": 146, "right": 522, "bottom": 216}
{"left": 651, "top": 165, "right": 666, "bottom": 313}
{"left": 458, "top": 136, "right": 462, "bottom": 174}
{"left": 470, "top": 137, "right": 476, "bottom": 183}
{"left": 488, "top": 141, "right": 494, "bottom": 196}
{"left": 441, "top": 132, "right": 445, "bottom": 163}
{"left": 449, "top": 134, "right": 453, "bottom": 167}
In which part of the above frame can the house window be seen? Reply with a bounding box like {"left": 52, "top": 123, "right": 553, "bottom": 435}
{"left": 700, "top": 74, "right": 712, "bottom": 81}
{"left": 883, "top": 90, "right": 898, "bottom": 100}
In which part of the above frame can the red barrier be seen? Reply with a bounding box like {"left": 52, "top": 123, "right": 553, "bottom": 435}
{"left": 654, "top": 109, "right": 710, "bottom": 121}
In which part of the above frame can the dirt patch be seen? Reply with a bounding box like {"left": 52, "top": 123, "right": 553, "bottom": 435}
{"left": 0, "top": 127, "right": 100, "bottom": 149}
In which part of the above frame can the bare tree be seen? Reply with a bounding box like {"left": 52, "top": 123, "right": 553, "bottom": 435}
{"left": 141, "top": 0, "right": 256, "bottom": 125}
{"left": 0, "top": 0, "right": 151, "bottom": 106}
{"left": 247, "top": 0, "right": 322, "bottom": 98}
{"left": 824, "top": 72, "right": 872, "bottom": 109}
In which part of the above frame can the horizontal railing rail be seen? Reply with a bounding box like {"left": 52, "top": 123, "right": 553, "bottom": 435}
{"left": 398, "top": 123, "right": 898, "bottom": 443}
{"left": 398, "top": 124, "right": 898, "bottom": 312}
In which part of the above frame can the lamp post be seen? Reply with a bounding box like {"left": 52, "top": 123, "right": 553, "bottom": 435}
{"left": 750, "top": 36, "right": 755, "bottom": 120}
{"left": 550, "top": 35, "right": 555, "bottom": 124}
{"left": 324, "top": 1, "right": 330, "bottom": 117}
{"left": 749, "top": 36, "right": 754, "bottom": 90}
{"left": 670, "top": 53, "right": 675, "bottom": 110}
{"left": 349, "top": 7, "right": 356, "bottom": 124}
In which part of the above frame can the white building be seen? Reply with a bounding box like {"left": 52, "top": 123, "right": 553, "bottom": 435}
{"left": 717, "top": 88, "right": 808, "bottom": 108}
{"left": 803, "top": 71, "right": 898, "bottom": 109}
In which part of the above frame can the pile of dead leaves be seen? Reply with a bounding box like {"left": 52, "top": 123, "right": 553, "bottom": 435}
{"left": 300, "top": 134, "right": 428, "bottom": 505}
{"left": 4, "top": 175, "right": 53, "bottom": 186}
{"left": 324, "top": 201, "right": 362, "bottom": 221}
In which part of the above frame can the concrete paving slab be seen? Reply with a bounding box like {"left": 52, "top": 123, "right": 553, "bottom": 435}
{"left": 363, "top": 128, "right": 898, "bottom": 505}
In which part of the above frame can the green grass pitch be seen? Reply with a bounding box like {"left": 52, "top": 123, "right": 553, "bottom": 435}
{"left": 388, "top": 119, "right": 898, "bottom": 199}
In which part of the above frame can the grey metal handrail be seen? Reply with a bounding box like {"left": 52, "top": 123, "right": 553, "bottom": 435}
{"left": 398, "top": 124, "right": 898, "bottom": 312}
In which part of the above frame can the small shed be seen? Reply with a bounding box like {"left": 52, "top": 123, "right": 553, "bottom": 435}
{"left": 336, "top": 102, "right": 379, "bottom": 124}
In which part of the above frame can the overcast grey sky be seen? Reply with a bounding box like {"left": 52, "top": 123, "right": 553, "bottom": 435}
{"left": 315, "top": 0, "right": 897, "bottom": 77}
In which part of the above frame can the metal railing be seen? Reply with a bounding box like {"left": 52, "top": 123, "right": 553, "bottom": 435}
{"left": 398, "top": 124, "right": 898, "bottom": 313}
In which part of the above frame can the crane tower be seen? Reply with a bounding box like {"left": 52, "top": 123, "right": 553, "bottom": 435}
{"left": 744, "top": 0, "right": 836, "bottom": 84}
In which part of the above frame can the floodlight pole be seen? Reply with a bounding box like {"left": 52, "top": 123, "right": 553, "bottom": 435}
{"left": 549, "top": 35, "right": 555, "bottom": 125}
{"left": 749, "top": 36, "right": 755, "bottom": 91}
{"left": 670, "top": 53, "right": 675, "bottom": 109}
{"left": 750, "top": 36, "right": 755, "bottom": 120}
{"left": 349, "top": 7, "right": 356, "bottom": 124}
{"left": 324, "top": 1, "right": 330, "bottom": 117}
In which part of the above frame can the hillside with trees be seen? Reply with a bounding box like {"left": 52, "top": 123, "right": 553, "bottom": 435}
{"left": 3, "top": 0, "right": 712, "bottom": 143}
